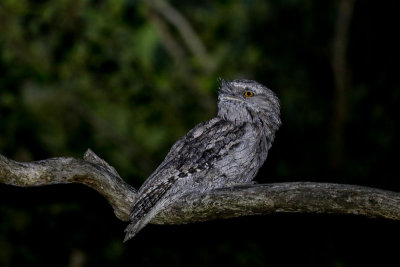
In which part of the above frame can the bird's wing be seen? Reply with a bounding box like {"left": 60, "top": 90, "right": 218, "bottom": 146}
{"left": 125, "top": 118, "right": 248, "bottom": 239}
{"left": 125, "top": 117, "right": 247, "bottom": 239}
{"left": 137, "top": 117, "right": 229, "bottom": 189}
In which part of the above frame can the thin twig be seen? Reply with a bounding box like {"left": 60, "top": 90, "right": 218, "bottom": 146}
{"left": 331, "top": 0, "right": 356, "bottom": 169}
{"left": 148, "top": 0, "right": 214, "bottom": 72}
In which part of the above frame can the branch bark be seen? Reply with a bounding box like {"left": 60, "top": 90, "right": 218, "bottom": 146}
{"left": 0, "top": 150, "right": 136, "bottom": 221}
{"left": 1, "top": 151, "right": 400, "bottom": 226}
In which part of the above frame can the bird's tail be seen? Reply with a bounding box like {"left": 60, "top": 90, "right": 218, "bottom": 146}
{"left": 123, "top": 219, "right": 144, "bottom": 242}
{"left": 123, "top": 207, "right": 159, "bottom": 242}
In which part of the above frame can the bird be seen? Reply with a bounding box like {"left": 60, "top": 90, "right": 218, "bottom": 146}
{"left": 124, "top": 79, "right": 281, "bottom": 241}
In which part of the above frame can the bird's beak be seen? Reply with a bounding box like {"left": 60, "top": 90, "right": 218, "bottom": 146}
{"left": 218, "top": 95, "right": 243, "bottom": 103}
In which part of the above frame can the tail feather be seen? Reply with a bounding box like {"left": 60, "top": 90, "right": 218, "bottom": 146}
{"left": 123, "top": 219, "right": 145, "bottom": 242}
{"left": 123, "top": 206, "right": 160, "bottom": 242}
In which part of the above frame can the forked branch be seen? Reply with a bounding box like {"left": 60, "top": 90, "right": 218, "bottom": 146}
{"left": 1, "top": 150, "right": 400, "bottom": 225}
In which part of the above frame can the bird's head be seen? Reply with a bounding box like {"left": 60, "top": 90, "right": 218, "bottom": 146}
{"left": 218, "top": 79, "right": 281, "bottom": 132}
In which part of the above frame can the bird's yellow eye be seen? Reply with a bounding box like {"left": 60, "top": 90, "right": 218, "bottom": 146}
{"left": 244, "top": 91, "right": 254, "bottom": 97}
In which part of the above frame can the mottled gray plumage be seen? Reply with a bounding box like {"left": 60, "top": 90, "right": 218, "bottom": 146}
{"left": 124, "top": 79, "right": 281, "bottom": 241}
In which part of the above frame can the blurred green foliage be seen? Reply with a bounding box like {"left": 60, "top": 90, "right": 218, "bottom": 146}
{"left": 1, "top": 0, "right": 400, "bottom": 266}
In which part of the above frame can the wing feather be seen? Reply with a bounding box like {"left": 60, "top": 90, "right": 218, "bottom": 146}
{"left": 125, "top": 118, "right": 247, "bottom": 240}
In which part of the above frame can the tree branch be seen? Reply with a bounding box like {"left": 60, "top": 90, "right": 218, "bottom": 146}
{"left": 0, "top": 149, "right": 136, "bottom": 221}
{"left": 330, "top": 0, "right": 356, "bottom": 169}
{"left": 1, "top": 151, "right": 400, "bottom": 227}
{"left": 143, "top": 3, "right": 216, "bottom": 112}
{"left": 148, "top": 0, "right": 214, "bottom": 73}
{"left": 154, "top": 182, "right": 400, "bottom": 224}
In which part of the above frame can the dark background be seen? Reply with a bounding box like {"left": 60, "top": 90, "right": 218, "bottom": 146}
{"left": 1, "top": 0, "right": 399, "bottom": 266}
